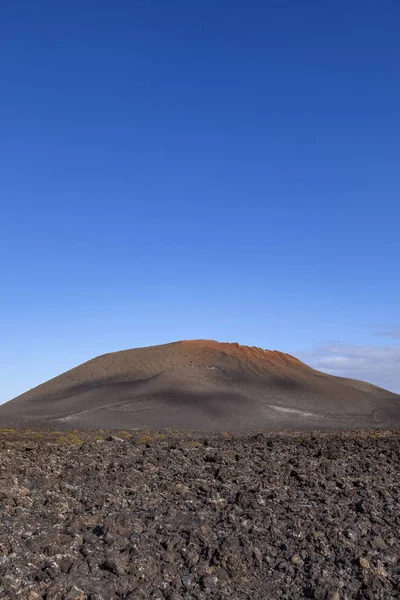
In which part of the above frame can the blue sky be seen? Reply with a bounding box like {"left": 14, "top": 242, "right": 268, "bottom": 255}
{"left": 1, "top": 0, "right": 399, "bottom": 402}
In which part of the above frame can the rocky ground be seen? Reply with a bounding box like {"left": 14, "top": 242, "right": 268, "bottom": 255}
{"left": 0, "top": 429, "right": 399, "bottom": 600}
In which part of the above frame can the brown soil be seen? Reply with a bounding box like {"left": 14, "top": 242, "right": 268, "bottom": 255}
{"left": 0, "top": 340, "right": 399, "bottom": 431}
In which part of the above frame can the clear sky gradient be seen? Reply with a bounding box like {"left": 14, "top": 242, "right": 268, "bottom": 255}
{"left": 1, "top": 1, "right": 399, "bottom": 402}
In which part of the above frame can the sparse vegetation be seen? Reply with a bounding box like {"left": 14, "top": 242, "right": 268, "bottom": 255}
{"left": 55, "top": 432, "right": 84, "bottom": 445}
{"left": 117, "top": 430, "right": 132, "bottom": 439}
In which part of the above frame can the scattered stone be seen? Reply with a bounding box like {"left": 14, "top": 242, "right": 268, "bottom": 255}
{"left": 100, "top": 558, "right": 125, "bottom": 576}
{"left": 344, "top": 529, "right": 357, "bottom": 541}
{"left": 359, "top": 557, "right": 370, "bottom": 569}
{"left": 291, "top": 555, "right": 305, "bottom": 567}
{"left": 253, "top": 547, "right": 263, "bottom": 564}
{"left": 186, "top": 549, "right": 200, "bottom": 568}
{"left": 181, "top": 574, "right": 193, "bottom": 589}
{"left": 65, "top": 586, "right": 87, "bottom": 600}
{"left": 25, "top": 444, "right": 37, "bottom": 451}
{"left": 372, "top": 536, "right": 387, "bottom": 549}
{"left": 202, "top": 575, "right": 219, "bottom": 589}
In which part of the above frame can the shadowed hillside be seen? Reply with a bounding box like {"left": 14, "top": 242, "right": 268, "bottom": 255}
{"left": 1, "top": 340, "right": 399, "bottom": 430}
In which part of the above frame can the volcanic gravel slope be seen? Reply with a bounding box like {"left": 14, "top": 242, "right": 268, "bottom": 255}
{"left": 1, "top": 340, "right": 399, "bottom": 430}
{"left": 0, "top": 430, "right": 399, "bottom": 599}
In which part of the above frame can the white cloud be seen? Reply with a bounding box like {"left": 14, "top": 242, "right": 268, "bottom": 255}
{"left": 374, "top": 330, "right": 400, "bottom": 339}
{"left": 297, "top": 343, "right": 400, "bottom": 394}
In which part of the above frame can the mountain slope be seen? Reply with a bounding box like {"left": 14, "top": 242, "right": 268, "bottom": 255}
{"left": 1, "top": 340, "right": 399, "bottom": 430}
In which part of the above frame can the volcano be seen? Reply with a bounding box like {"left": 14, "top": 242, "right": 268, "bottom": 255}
{"left": 1, "top": 340, "right": 399, "bottom": 430}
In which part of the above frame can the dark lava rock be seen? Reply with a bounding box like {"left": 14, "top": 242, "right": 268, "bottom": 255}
{"left": 0, "top": 429, "right": 399, "bottom": 599}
